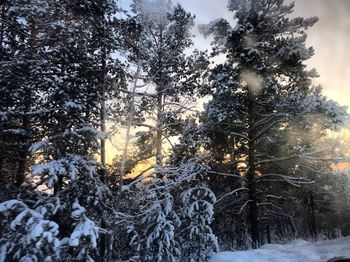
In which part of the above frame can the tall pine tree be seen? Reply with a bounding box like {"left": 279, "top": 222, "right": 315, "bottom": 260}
{"left": 194, "top": 0, "right": 348, "bottom": 248}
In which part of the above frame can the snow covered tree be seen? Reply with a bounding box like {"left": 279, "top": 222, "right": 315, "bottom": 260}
{"left": 131, "top": 178, "right": 181, "bottom": 262}
{"left": 27, "top": 0, "right": 123, "bottom": 191}
{"left": 0, "top": 172, "right": 114, "bottom": 261}
{"left": 127, "top": 157, "right": 208, "bottom": 261}
{"left": 179, "top": 186, "right": 218, "bottom": 261}
{"left": 0, "top": 1, "right": 123, "bottom": 261}
{"left": 67, "top": 0, "right": 126, "bottom": 169}
{"left": 2, "top": 0, "right": 349, "bottom": 259}
{"left": 0, "top": 0, "right": 52, "bottom": 194}
{"left": 113, "top": 0, "right": 207, "bottom": 176}
{"left": 0, "top": 0, "right": 107, "bottom": 192}
{"left": 193, "top": 0, "right": 349, "bottom": 248}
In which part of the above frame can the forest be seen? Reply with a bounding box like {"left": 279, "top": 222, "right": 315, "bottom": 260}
{"left": 1, "top": 0, "right": 350, "bottom": 261}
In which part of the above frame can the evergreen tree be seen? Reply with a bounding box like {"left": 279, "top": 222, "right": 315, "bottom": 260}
{"left": 1, "top": 0, "right": 349, "bottom": 259}
{"left": 194, "top": 0, "right": 348, "bottom": 248}
{"left": 136, "top": 180, "right": 181, "bottom": 262}
{"left": 115, "top": 0, "right": 206, "bottom": 173}
{"left": 0, "top": 199, "right": 60, "bottom": 262}
{"left": 128, "top": 158, "right": 208, "bottom": 261}
{"left": 0, "top": 0, "right": 51, "bottom": 194}
{"left": 0, "top": 0, "right": 122, "bottom": 261}
{"left": 179, "top": 186, "right": 218, "bottom": 261}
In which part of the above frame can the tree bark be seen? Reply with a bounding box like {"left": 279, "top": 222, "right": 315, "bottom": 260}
{"left": 155, "top": 90, "right": 163, "bottom": 168}
{"left": 309, "top": 191, "right": 317, "bottom": 238}
{"left": 247, "top": 98, "right": 259, "bottom": 248}
{"left": 99, "top": 9, "right": 107, "bottom": 184}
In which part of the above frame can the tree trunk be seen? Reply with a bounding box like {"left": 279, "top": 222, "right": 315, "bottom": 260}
{"left": 100, "top": 45, "right": 106, "bottom": 167}
{"left": 309, "top": 192, "right": 317, "bottom": 238}
{"left": 16, "top": 150, "right": 26, "bottom": 187}
{"left": 289, "top": 215, "right": 297, "bottom": 238}
{"left": 155, "top": 90, "right": 163, "bottom": 168}
{"left": 116, "top": 59, "right": 141, "bottom": 206}
{"left": 247, "top": 98, "right": 259, "bottom": 249}
{"left": 266, "top": 224, "right": 271, "bottom": 244}
{"left": 54, "top": 175, "right": 63, "bottom": 195}
{"left": 99, "top": 10, "right": 107, "bottom": 183}
{"left": 17, "top": 92, "right": 31, "bottom": 187}
{"left": 99, "top": 47, "right": 107, "bottom": 183}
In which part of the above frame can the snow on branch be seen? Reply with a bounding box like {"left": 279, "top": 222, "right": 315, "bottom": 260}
{"left": 255, "top": 173, "right": 314, "bottom": 187}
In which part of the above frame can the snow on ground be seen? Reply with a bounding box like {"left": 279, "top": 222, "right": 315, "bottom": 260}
{"left": 210, "top": 237, "right": 350, "bottom": 262}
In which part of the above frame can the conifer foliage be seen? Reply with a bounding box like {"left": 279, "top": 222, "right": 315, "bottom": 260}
{"left": 0, "top": 0, "right": 349, "bottom": 261}
{"left": 179, "top": 186, "right": 218, "bottom": 261}
{"left": 195, "top": 0, "right": 348, "bottom": 248}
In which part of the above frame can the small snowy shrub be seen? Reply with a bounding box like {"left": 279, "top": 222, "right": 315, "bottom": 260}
{"left": 179, "top": 186, "right": 219, "bottom": 261}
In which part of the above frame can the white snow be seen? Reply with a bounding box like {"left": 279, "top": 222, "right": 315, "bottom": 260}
{"left": 71, "top": 201, "right": 86, "bottom": 219}
{"left": 69, "top": 217, "right": 99, "bottom": 248}
{"left": 210, "top": 237, "right": 350, "bottom": 262}
{"left": 29, "top": 140, "right": 48, "bottom": 153}
{"left": 64, "top": 101, "right": 83, "bottom": 110}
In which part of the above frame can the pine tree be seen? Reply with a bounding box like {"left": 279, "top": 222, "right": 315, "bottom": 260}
{"left": 179, "top": 186, "right": 218, "bottom": 261}
{"left": 0, "top": 199, "right": 61, "bottom": 262}
{"left": 131, "top": 178, "right": 181, "bottom": 262}
{"left": 0, "top": 0, "right": 51, "bottom": 194}
{"left": 128, "top": 157, "right": 207, "bottom": 261}
{"left": 195, "top": 0, "right": 348, "bottom": 248}
{"left": 1, "top": 0, "right": 122, "bottom": 261}
{"left": 115, "top": 0, "right": 206, "bottom": 173}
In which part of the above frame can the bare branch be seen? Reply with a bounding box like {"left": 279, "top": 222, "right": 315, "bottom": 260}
{"left": 216, "top": 187, "right": 249, "bottom": 203}
{"left": 207, "top": 170, "right": 247, "bottom": 180}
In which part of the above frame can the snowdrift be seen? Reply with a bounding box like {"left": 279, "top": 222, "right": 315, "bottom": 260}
{"left": 210, "top": 237, "right": 350, "bottom": 262}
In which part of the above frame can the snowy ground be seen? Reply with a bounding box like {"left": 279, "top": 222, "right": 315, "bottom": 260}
{"left": 210, "top": 237, "right": 350, "bottom": 262}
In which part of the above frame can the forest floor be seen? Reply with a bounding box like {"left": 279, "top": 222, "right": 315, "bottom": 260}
{"left": 210, "top": 237, "right": 350, "bottom": 262}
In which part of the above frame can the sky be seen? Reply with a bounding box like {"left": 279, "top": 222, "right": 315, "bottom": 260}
{"left": 294, "top": 0, "right": 350, "bottom": 111}
{"left": 119, "top": 0, "right": 350, "bottom": 109}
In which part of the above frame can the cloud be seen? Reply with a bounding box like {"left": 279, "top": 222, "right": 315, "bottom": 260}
{"left": 293, "top": 0, "right": 350, "bottom": 110}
